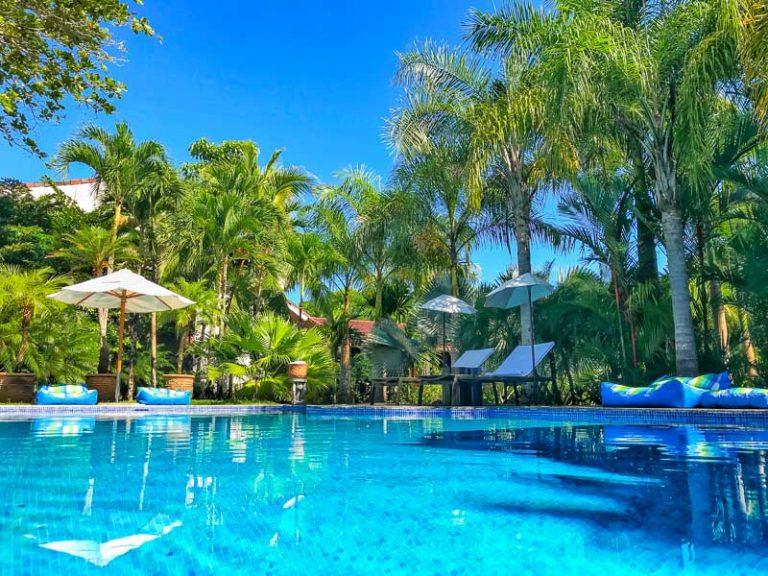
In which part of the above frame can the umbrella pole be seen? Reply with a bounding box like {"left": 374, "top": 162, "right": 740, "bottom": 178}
{"left": 528, "top": 286, "right": 538, "bottom": 403}
{"left": 115, "top": 291, "right": 126, "bottom": 402}
{"left": 442, "top": 312, "right": 447, "bottom": 370}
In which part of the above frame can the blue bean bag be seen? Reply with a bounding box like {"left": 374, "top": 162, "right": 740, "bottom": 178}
{"left": 35, "top": 385, "right": 98, "bottom": 405}
{"left": 701, "top": 388, "right": 768, "bottom": 409}
{"left": 601, "top": 378, "right": 706, "bottom": 408}
{"left": 136, "top": 387, "right": 191, "bottom": 405}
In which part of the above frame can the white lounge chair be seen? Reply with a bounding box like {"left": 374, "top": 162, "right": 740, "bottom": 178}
{"left": 455, "top": 342, "right": 557, "bottom": 406}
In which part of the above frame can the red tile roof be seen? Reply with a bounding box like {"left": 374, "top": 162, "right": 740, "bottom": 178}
{"left": 25, "top": 177, "right": 99, "bottom": 188}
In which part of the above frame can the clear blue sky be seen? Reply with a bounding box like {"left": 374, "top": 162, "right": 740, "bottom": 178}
{"left": 0, "top": 0, "right": 577, "bottom": 282}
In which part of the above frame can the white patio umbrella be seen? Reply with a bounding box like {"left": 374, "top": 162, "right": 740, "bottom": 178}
{"left": 484, "top": 273, "right": 554, "bottom": 386}
{"left": 49, "top": 269, "right": 194, "bottom": 401}
{"left": 420, "top": 294, "right": 476, "bottom": 366}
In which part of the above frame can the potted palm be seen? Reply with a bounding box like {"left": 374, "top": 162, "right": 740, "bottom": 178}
{"left": 0, "top": 266, "right": 65, "bottom": 402}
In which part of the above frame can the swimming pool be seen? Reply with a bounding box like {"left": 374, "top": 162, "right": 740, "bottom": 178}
{"left": 2, "top": 411, "right": 767, "bottom": 575}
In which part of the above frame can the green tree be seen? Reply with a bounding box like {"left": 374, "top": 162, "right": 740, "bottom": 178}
{"left": 285, "top": 232, "right": 327, "bottom": 323}
{"left": 54, "top": 122, "right": 168, "bottom": 372}
{"left": 211, "top": 311, "right": 335, "bottom": 402}
{"left": 469, "top": 0, "right": 749, "bottom": 375}
{"left": 0, "top": 1, "right": 154, "bottom": 155}
{"left": 389, "top": 40, "right": 557, "bottom": 344}
{"left": 0, "top": 265, "right": 66, "bottom": 371}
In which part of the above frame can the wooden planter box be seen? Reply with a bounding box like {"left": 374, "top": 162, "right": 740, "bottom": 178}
{"left": 163, "top": 373, "right": 194, "bottom": 395}
{"left": 287, "top": 361, "right": 308, "bottom": 380}
{"left": 0, "top": 372, "right": 36, "bottom": 403}
{"left": 86, "top": 374, "right": 118, "bottom": 403}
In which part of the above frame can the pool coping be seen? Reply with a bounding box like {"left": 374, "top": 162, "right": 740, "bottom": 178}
{"left": 1, "top": 404, "right": 768, "bottom": 426}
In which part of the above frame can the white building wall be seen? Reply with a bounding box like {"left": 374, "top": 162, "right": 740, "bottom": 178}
{"left": 26, "top": 178, "right": 100, "bottom": 212}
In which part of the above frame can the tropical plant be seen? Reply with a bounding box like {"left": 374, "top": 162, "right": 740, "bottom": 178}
{"left": 0, "top": 265, "right": 67, "bottom": 371}
{"left": 210, "top": 311, "right": 335, "bottom": 402}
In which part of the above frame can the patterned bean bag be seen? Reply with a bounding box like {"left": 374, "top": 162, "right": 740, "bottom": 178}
{"left": 687, "top": 371, "right": 731, "bottom": 392}
{"left": 136, "top": 387, "right": 191, "bottom": 405}
{"left": 601, "top": 378, "right": 706, "bottom": 408}
{"left": 35, "top": 385, "right": 98, "bottom": 405}
{"left": 701, "top": 388, "right": 768, "bottom": 409}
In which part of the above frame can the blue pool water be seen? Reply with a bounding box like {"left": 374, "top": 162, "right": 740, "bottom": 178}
{"left": 2, "top": 413, "right": 768, "bottom": 575}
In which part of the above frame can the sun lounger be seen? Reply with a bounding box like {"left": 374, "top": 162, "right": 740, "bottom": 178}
{"left": 454, "top": 342, "right": 557, "bottom": 406}
{"left": 370, "top": 348, "right": 496, "bottom": 405}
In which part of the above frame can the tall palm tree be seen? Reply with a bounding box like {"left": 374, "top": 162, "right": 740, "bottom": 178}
{"left": 53, "top": 122, "right": 167, "bottom": 372}
{"left": 388, "top": 40, "right": 558, "bottom": 344}
{"left": 312, "top": 184, "right": 366, "bottom": 403}
{"left": 320, "top": 168, "right": 405, "bottom": 321}
{"left": 393, "top": 143, "right": 490, "bottom": 297}
{"left": 124, "top": 163, "right": 181, "bottom": 386}
{"left": 284, "top": 232, "right": 327, "bottom": 324}
{"left": 468, "top": 0, "right": 747, "bottom": 375}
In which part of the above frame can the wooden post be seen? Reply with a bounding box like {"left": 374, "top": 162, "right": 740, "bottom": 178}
{"left": 115, "top": 291, "right": 126, "bottom": 402}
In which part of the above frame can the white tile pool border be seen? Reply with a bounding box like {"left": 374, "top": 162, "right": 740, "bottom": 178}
{"left": 1, "top": 404, "right": 768, "bottom": 426}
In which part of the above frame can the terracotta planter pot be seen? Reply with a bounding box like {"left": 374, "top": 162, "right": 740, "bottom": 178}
{"left": 163, "top": 373, "right": 194, "bottom": 395}
{"left": 86, "top": 374, "right": 118, "bottom": 403}
{"left": 287, "top": 361, "right": 308, "bottom": 380}
{"left": 0, "top": 372, "right": 36, "bottom": 403}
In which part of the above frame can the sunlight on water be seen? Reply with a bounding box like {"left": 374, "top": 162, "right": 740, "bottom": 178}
{"left": 1, "top": 413, "right": 767, "bottom": 575}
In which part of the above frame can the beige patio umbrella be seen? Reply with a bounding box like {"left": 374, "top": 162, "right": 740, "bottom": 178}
{"left": 49, "top": 269, "right": 194, "bottom": 401}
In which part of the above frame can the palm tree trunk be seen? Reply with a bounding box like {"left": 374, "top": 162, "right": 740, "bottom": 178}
{"left": 218, "top": 256, "right": 228, "bottom": 334}
{"left": 710, "top": 280, "right": 730, "bottom": 359}
{"left": 298, "top": 275, "right": 305, "bottom": 327}
{"left": 374, "top": 270, "right": 383, "bottom": 320}
{"left": 738, "top": 307, "right": 758, "bottom": 378}
{"left": 150, "top": 312, "right": 158, "bottom": 387}
{"left": 696, "top": 223, "right": 711, "bottom": 359}
{"left": 127, "top": 316, "right": 138, "bottom": 399}
{"left": 449, "top": 233, "right": 459, "bottom": 297}
{"left": 515, "top": 218, "right": 533, "bottom": 344}
{"left": 15, "top": 306, "right": 32, "bottom": 371}
{"left": 98, "top": 308, "right": 110, "bottom": 373}
{"left": 339, "top": 287, "right": 352, "bottom": 403}
{"left": 659, "top": 203, "right": 699, "bottom": 376}
{"left": 505, "top": 156, "right": 533, "bottom": 345}
{"left": 611, "top": 269, "right": 628, "bottom": 369}
{"left": 177, "top": 327, "right": 188, "bottom": 373}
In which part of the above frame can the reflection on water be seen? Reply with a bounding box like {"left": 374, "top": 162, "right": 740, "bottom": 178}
{"left": 1, "top": 414, "right": 768, "bottom": 575}
{"left": 424, "top": 424, "right": 768, "bottom": 564}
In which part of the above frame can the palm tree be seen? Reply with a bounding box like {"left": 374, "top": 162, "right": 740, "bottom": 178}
{"left": 0, "top": 266, "right": 67, "bottom": 371}
{"left": 312, "top": 185, "right": 366, "bottom": 402}
{"left": 284, "top": 232, "right": 327, "bottom": 324}
{"left": 53, "top": 122, "right": 168, "bottom": 372}
{"left": 468, "top": 0, "right": 747, "bottom": 375}
{"left": 557, "top": 174, "right": 637, "bottom": 369}
{"left": 51, "top": 226, "right": 138, "bottom": 278}
{"left": 164, "top": 279, "right": 218, "bottom": 373}
{"left": 125, "top": 162, "right": 181, "bottom": 386}
{"left": 324, "top": 167, "right": 408, "bottom": 321}
{"left": 394, "top": 142, "right": 491, "bottom": 297}
{"left": 389, "top": 40, "right": 557, "bottom": 344}
{"left": 51, "top": 225, "right": 137, "bottom": 372}
{"left": 166, "top": 140, "right": 310, "bottom": 334}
